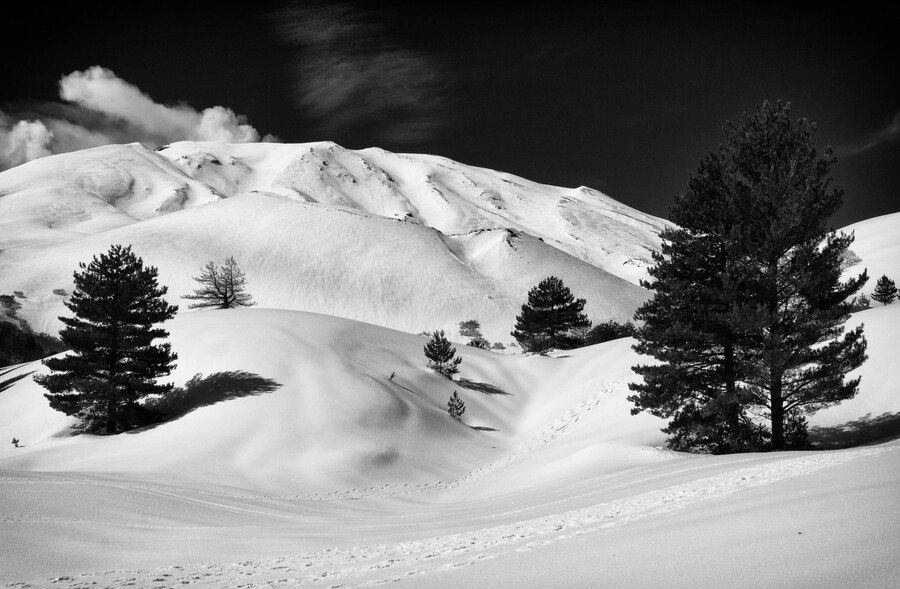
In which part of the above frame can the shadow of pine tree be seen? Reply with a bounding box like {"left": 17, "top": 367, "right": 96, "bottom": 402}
{"left": 808, "top": 411, "right": 900, "bottom": 449}
{"left": 456, "top": 378, "right": 510, "bottom": 396}
{"left": 0, "top": 368, "right": 35, "bottom": 394}
{"left": 149, "top": 371, "right": 282, "bottom": 419}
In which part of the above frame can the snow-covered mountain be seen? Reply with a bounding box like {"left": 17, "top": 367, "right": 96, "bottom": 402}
{"left": 0, "top": 141, "right": 669, "bottom": 343}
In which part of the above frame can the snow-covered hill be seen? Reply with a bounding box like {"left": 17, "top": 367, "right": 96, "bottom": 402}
{"left": 1, "top": 303, "right": 898, "bottom": 587}
{"left": 839, "top": 211, "right": 900, "bottom": 288}
{"left": 1, "top": 142, "right": 898, "bottom": 588}
{"left": 0, "top": 141, "right": 669, "bottom": 343}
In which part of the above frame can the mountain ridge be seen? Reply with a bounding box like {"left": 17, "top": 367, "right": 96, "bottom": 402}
{"left": 0, "top": 140, "right": 669, "bottom": 343}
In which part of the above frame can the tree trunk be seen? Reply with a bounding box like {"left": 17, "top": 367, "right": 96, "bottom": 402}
{"left": 723, "top": 340, "right": 740, "bottom": 451}
{"left": 766, "top": 261, "right": 785, "bottom": 451}
{"left": 106, "top": 395, "right": 117, "bottom": 434}
{"left": 770, "top": 369, "right": 784, "bottom": 450}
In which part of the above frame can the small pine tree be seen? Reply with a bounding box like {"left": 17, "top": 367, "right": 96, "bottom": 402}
{"left": 424, "top": 330, "right": 462, "bottom": 378}
{"left": 459, "top": 319, "right": 481, "bottom": 338}
{"left": 850, "top": 293, "right": 871, "bottom": 312}
{"left": 511, "top": 276, "right": 591, "bottom": 353}
{"left": 466, "top": 336, "right": 490, "bottom": 349}
{"left": 459, "top": 319, "right": 490, "bottom": 348}
{"left": 33, "top": 244, "right": 178, "bottom": 434}
{"left": 183, "top": 256, "right": 256, "bottom": 309}
{"left": 871, "top": 275, "right": 897, "bottom": 305}
{"left": 448, "top": 390, "right": 466, "bottom": 420}
{"left": 783, "top": 409, "right": 810, "bottom": 450}
{"left": 584, "top": 320, "right": 636, "bottom": 345}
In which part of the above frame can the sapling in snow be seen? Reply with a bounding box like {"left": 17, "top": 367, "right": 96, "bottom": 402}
{"left": 424, "top": 330, "right": 461, "bottom": 378}
{"left": 447, "top": 391, "right": 466, "bottom": 421}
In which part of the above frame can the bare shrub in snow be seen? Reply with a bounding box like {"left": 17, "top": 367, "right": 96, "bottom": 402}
{"left": 183, "top": 256, "right": 256, "bottom": 309}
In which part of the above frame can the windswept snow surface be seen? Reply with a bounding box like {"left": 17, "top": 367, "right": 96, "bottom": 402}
{"left": 1, "top": 303, "right": 899, "bottom": 588}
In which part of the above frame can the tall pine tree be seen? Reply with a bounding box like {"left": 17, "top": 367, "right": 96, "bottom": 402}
{"left": 630, "top": 101, "right": 868, "bottom": 452}
{"left": 630, "top": 149, "right": 761, "bottom": 453}
{"left": 727, "top": 101, "right": 868, "bottom": 450}
{"left": 511, "top": 276, "right": 591, "bottom": 353}
{"left": 34, "top": 245, "right": 178, "bottom": 434}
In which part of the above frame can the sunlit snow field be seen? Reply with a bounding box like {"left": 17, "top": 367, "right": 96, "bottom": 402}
{"left": 1, "top": 144, "right": 898, "bottom": 587}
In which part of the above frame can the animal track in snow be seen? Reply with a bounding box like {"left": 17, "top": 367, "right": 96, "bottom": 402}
{"left": 236, "top": 377, "right": 624, "bottom": 503}
{"left": 25, "top": 443, "right": 895, "bottom": 589}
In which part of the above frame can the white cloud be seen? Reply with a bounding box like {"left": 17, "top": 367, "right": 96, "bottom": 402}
{"left": 193, "top": 106, "right": 260, "bottom": 143}
{"left": 59, "top": 66, "right": 198, "bottom": 139}
{"left": 840, "top": 110, "right": 900, "bottom": 157}
{"left": 0, "top": 115, "right": 54, "bottom": 169}
{"left": 0, "top": 67, "right": 274, "bottom": 171}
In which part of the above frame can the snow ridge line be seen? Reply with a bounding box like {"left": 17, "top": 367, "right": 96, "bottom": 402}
{"left": 18, "top": 443, "right": 895, "bottom": 589}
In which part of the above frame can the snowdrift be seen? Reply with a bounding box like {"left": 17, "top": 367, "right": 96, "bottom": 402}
{"left": 1, "top": 302, "right": 899, "bottom": 587}
{"left": 0, "top": 308, "right": 670, "bottom": 494}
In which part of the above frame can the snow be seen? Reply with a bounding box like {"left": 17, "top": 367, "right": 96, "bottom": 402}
{"left": 0, "top": 141, "right": 663, "bottom": 343}
{"left": 1, "top": 143, "right": 899, "bottom": 587}
{"left": 2, "top": 302, "right": 899, "bottom": 587}
{"left": 840, "top": 211, "right": 900, "bottom": 289}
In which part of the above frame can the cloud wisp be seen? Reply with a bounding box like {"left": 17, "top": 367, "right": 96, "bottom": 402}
{"left": 0, "top": 66, "right": 275, "bottom": 171}
{"left": 838, "top": 110, "right": 900, "bottom": 158}
{"left": 275, "top": 1, "right": 450, "bottom": 147}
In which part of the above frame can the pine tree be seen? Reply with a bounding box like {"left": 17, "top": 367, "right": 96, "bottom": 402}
{"left": 447, "top": 390, "right": 466, "bottom": 420}
{"left": 630, "top": 148, "right": 760, "bottom": 453}
{"left": 511, "top": 276, "right": 591, "bottom": 353}
{"left": 33, "top": 245, "right": 178, "bottom": 434}
{"left": 424, "top": 330, "right": 461, "bottom": 378}
{"left": 850, "top": 293, "right": 871, "bottom": 312}
{"left": 584, "top": 320, "right": 635, "bottom": 345}
{"left": 459, "top": 319, "right": 489, "bottom": 348}
{"left": 630, "top": 101, "right": 868, "bottom": 452}
{"left": 458, "top": 319, "right": 482, "bottom": 338}
{"left": 871, "top": 275, "right": 897, "bottom": 305}
{"left": 183, "top": 256, "right": 255, "bottom": 309}
{"left": 728, "top": 101, "right": 868, "bottom": 450}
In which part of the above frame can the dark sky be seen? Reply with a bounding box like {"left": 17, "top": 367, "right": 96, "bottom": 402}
{"left": 2, "top": 1, "right": 897, "bottom": 228}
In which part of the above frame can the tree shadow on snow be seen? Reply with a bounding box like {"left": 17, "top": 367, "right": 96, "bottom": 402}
{"left": 808, "top": 411, "right": 900, "bottom": 450}
{"left": 147, "top": 371, "right": 282, "bottom": 421}
{"left": 456, "top": 378, "right": 510, "bottom": 396}
{"left": 469, "top": 425, "right": 498, "bottom": 432}
{"left": 0, "top": 369, "right": 35, "bottom": 394}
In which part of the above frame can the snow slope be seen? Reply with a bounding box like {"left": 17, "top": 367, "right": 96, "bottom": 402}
{"left": 840, "top": 211, "right": 900, "bottom": 290}
{"left": 1, "top": 144, "right": 898, "bottom": 587}
{"left": 1, "top": 302, "right": 898, "bottom": 588}
{"left": 0, "top": 141, "right": 668, "bottom": 343}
